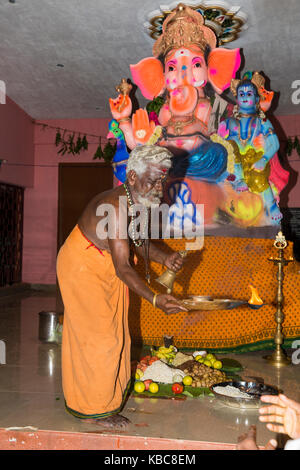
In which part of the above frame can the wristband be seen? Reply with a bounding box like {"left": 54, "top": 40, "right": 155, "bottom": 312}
{"left": 152, "top": 293, "right": 158, "bottom": 308}
{"left": 117, "top": 117, "right": 131, "bottom": 124}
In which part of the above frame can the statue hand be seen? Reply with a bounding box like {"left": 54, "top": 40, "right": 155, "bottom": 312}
{"left": 109, "top": 94, "right": 132, "bottom": 121}
{"left": 252, "top": 157, "right": 267, "bottom": 172}
{"left": 132, "top": 109, "right": 156, "bottom": 144}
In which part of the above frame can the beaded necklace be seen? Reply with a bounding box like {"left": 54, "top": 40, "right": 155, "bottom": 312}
{"left": 123, "top": 182, "right": 151, "bottom": 283}
{"left": 238, "top": 116, "right": 257, "bottom": 147}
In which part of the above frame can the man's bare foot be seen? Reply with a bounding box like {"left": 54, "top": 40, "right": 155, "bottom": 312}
{"left": 85, "top": 414, "right": 130, "bottom": 430}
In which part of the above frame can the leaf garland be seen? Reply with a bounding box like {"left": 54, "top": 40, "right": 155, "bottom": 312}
{"left": 55, "top": 129, "right": 116, "bottom": 163}
{"left": 93, "top": 142, "right": 104, "bottom": 160}
{"left": 92, "top": 139, "right": 117, "bottom": 163}
{"left": 146, "top": 96, "right": 164, "bottom": 115}
{"left": 286, "top": 136, "right": 300, "bottom": 157}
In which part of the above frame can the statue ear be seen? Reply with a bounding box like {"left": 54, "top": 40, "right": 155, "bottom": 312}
{"left": 208, "top": 48, "right": 241, "bottom": 94}
{"left": 130, "top": 57, "right": 165, "bottom": 100}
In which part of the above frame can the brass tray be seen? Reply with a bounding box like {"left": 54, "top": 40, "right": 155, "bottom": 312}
{"left": 211, "top": 381, "right": 279, "bottom": 409}
{"left": 179, "top": 295, "right": 247, "bottom": 311}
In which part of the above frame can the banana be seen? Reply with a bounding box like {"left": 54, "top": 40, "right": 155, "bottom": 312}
{"left": 152, "top": 345, "right": 177, "bottom": 363}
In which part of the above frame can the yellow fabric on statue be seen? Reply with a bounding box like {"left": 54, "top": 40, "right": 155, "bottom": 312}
{"left": 129, "top": 237, "right": 300, "bottom": 350}
{"left": 57, "top": 225, "right": 130, "bottom": 418}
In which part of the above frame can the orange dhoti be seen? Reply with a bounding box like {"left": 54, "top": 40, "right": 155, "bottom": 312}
{"left": 56, "top": 225, "right": 131, "bottom": 419}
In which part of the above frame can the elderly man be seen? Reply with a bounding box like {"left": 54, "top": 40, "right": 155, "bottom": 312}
{"left": 56, "top": 145, "right": 186, "bottom": 430}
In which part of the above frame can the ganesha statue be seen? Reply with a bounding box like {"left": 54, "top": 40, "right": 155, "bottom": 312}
{"left": 108, "top": 3, "right": 288, "bottom": 229}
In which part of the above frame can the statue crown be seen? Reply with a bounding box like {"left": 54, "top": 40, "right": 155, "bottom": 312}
{"left": 153, "top": 3, "right": 217, "bottom": 58}
{"left": 231, "top": 71, "right": 266, "bottom": 100}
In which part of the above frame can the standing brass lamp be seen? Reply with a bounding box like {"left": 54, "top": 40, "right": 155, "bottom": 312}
{"left": 156, "top": 250, "right": 187, "bottom": 294}
{"left": 265, "top": 231, "right": 293, "bottom": 367}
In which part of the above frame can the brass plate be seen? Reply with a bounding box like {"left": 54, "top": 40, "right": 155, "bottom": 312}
{"left": 211, "top": 381, "right": 279, "bottom": 409}
{"left": 180, "top": 296, "right": 247, "bottom": 311}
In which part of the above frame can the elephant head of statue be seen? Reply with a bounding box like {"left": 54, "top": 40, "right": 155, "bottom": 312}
{"left": 130, "top": 4, "right": 241, "bottom": 120}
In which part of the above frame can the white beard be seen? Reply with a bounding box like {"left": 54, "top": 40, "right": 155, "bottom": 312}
{"left": 136, "top": 194, "right": 162, "bottom": 208}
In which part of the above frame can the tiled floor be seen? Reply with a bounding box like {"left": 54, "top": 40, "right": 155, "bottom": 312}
{"left": 0, "top": 288, "right": 299, "bottom": 450}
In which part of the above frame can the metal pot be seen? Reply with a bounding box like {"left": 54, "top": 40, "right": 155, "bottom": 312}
{"left": 38, "top": 311, "right": 62, "bottom": 343}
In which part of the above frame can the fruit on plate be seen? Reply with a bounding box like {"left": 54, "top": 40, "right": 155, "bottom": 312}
{"left": 205, "top": 353, "right": 215, "bottom": 361}
{"left": 204, "top": 359, "right": 212, "bottom": 367}
{"left": 135, "top": 369, "right": 144, "bottom": 380}
{"left": 200, "top": 353, "right": 223, "bottom": 370}
{"left": 136, "top": 355, "right": 159, "bottom": 373}
{"left": 182, "top": 375, "right": 193, "bottom": 386}
{"left": 195, "top": 355, "right": 204, "bottom": 363}
{"left": 172, "top": 383, "right": 184, "bottom": 394}
{"left": 143, "top": 379, "right": 153, "bottom": 391}
{"left": 151, "top": 346, "right": 177, "bottom": 364}
{"left": 213, "top": 360, "right": 222, "bottom": 369}
{"left": 149, "top": 382, "right": 159, "bottom": 394}
{"left": 134, "top": 381, "right": 146, "bottom": 393}
{"left": 182, "top": 361, "right": 226, "bottom": 388}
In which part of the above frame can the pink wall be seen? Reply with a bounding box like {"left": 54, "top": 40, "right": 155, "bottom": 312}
{"left": 0, "top": 94, "right": 297, "bottom": 286}
{"left": 22, "top": 118, "right": 111, "bottom": 284}
{"left": 0, "top": 96, "right": 34, "bottom": 188}
{"left": 20, "top": 114, "right": 300, "bottom": 285}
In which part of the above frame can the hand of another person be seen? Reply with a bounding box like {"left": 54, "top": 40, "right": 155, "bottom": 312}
{"left": 236, "top": 425, "right": 277, "bottom": 451}
{"left": 156, "top": 294, "right": 187, "bottom": 315}
{"left": 164, "top": 252, "right": 185, "bottom": 273}
{"left": 259, "top": 394, "right": 300, "bottom": 440}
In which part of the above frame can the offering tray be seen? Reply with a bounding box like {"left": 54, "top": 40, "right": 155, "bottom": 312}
{"left": 179, "top": 296, "right": 247, "bottom": 311}
{"left": 211, "top": 381, "right": 279, "bottom": 409}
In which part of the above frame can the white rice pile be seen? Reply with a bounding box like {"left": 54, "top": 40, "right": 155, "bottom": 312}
{"left": 141, "top": 360, "right": 185, "bottom": 384}
{"left": 213, "top": 385, "right": 252, "bottom": 398}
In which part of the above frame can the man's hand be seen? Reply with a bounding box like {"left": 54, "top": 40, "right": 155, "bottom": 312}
{"left": 236, "top": 425, "right": 277, "bottom": 451}
{"left": 259, "top": 394, "right": 300, "bottom": 440}
{"left": 164, "top": 252, "right": 185, "bottom": 273}
{"left": 156, "top": 294, "right": 187, "bottom": 315}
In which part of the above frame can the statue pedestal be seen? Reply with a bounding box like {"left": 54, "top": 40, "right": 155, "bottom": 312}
{"left": 129, "top": 235, "right": 300, "bottom": 351}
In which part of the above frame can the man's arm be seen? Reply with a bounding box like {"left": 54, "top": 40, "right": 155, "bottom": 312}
{"left": 135, "top": 241, "right": 184, "bottom": 272}
{"left": 135, "top": 241, "right": 166, "bottom": 266}
{"left": 108, "top": 237, "right": 186, "bottom": 314}
{"left": 109, "top": 237, "right": 155, "bottom": 304}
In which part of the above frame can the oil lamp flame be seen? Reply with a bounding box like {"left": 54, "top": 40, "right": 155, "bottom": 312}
{"left": 248, "top": 285, "right": 263, "bottom": 306}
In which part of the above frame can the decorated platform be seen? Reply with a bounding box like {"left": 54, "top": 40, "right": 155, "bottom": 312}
{"left": 129, "top": 236, "right": 300, "bottom": 351}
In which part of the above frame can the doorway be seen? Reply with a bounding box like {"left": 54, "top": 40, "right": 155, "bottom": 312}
{"left": 0, "top": 183, "right": 24, "bottom": 287}
{"left": 57, "top": 163, "right": 113, "bottom": 250}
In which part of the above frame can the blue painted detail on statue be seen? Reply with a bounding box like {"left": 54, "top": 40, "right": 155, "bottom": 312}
{"left": 167, "top": 181, "right": 202, "bottom": 229}
{"left": 172, "top": 141, "right": 228, "bottom": 183}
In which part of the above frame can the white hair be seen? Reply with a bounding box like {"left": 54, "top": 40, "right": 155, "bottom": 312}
{"left": 126, "top": 145, "right": 173, "bottom": 177}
